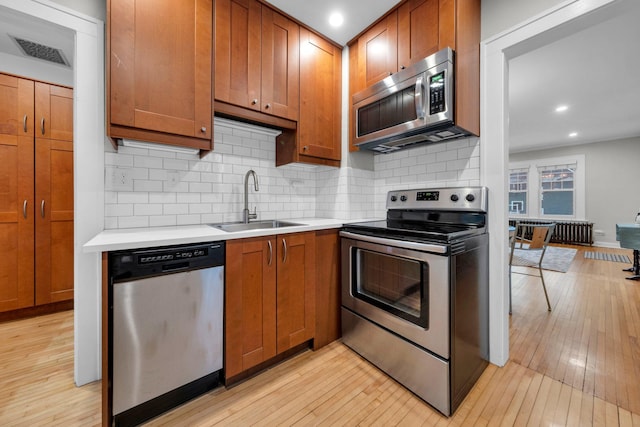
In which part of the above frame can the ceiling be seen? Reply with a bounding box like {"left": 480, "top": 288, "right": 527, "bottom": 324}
{"left": 1, "top": 1, "right": 638, "bottom": 154}
{"left": 264, "top": 0, "right": 401, "bottom": 46}
{"left": 508, "top": 0, "right": 640, "bottom": 153}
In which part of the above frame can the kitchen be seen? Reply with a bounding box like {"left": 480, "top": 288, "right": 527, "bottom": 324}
{"left": 1, "top": 0, "right": 639, "bottom": 425}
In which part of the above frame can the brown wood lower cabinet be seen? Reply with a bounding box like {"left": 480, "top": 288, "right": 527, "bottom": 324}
{"left": 225, "top": 232, "right": 316, "bottom": 380}
{"left": 313, "top": 230, "right": 341, "bottom": 350}
{"left": 0, "top": 73, "right": 73, "bottom": 313}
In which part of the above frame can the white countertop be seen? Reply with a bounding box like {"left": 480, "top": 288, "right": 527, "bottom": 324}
{"left": 83, "top": 218, "right": 376, "bottom": 252}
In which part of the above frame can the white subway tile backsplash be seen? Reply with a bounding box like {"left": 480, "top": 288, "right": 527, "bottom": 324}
{"left": 118, "top": 216, "right": 149, "bottom": 228}
{"left": 134, "top": 204, "right": 163, "bottom": 216}
{"left": 164, "top": 204, "right": 189, "bottom": 215}
{"left": 149, "top": 192, "right": 176, "bottom": 204}
{"left": 118, "top": 192, "right": 148, "bottom": 204}
{"left": 189, "top": 182, "right": 212, "bottom": 193}
{"left": 436, "top": 150, "right": 458, "bottom": 162}
{"left": 134, "top": 156, "right": 163, "bottom": 169}
{"left": 105, "top": 120, "right": 482, "bottom": 229}
{"left": 134, "top": 180, "right": 163, "bottom": 192}
{"left": 105, "top": 203, "right": 133, "bottom": 217}
{"left": 189, "top": 203, "right": 212, "bottom": 214}
{"left": 176, "top": 214, "right": 201, "bottom": 226}
{"left": 177, "top": 193, "right": 201, "bottom": 203}
{"left": 149, "top": 215, "right": 177, "bottom": 227}
{"left": 163, "top": 158, "right": 189, "bottom": 171}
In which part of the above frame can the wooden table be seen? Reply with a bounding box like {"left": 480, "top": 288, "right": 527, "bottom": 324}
{"left": 616, "top": 223, "right": 640, "bottom": 280}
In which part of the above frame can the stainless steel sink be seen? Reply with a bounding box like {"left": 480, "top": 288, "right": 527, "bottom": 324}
{"left": 210, "top": 220, "right": 303, "bottom": 232}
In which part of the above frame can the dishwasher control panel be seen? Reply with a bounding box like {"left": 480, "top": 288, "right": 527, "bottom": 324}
{"left": 110, "top": 242, "right": 225, "bottom": 282}
{"left": 137, "top": 247, "right": 208, "bottom": 264}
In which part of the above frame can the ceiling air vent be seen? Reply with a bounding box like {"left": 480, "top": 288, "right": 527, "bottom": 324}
{"left": 10, "top": 35, "right": 70, "bottom": 67}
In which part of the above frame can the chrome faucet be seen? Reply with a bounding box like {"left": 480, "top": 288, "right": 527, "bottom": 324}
{"left": 243, "top": 169, "right": 259, "bottom": 223}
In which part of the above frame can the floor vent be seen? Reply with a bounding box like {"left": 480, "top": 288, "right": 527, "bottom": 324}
{"left": 10, "top": 35, "right": 70, "bottom": 67}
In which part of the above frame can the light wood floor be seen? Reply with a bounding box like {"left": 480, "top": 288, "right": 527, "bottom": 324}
{"left": 1, "top": 245, "right": 639, "bottom": 426}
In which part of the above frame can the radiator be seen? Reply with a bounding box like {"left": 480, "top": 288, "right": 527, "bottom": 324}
{"left": 509, "top": 219, "right": 594, "bottom": 246}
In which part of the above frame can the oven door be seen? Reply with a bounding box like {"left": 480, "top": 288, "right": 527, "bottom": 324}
{"left": 340, "top": 232, "right": 450, "bottom": 359}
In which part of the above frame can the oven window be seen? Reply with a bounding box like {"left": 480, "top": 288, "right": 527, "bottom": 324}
{"left": 353, "top": 248, "right": 429, "bottom": 328}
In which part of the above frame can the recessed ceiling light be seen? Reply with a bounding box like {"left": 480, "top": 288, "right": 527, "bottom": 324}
{"left": 328, "top": 11, "right": 344, "bottom": 27}
{"left": 569, "top": 132, "right": 578, "bottom": 138}
{"left": 555, "top": 105, "right": 569, "bottom": 113}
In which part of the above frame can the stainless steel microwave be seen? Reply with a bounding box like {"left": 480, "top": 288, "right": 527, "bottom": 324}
{"left": 353, "top": 47, "right": 471, "bottom": 153}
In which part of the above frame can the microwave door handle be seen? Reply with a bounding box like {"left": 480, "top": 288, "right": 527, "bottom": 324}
{"left": 415, "top": 76, "right": 426, "bottom": 119}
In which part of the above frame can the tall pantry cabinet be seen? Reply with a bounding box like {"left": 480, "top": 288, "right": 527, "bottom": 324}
{"left": 0, "top": 73, "right": 74, "bottom": 313}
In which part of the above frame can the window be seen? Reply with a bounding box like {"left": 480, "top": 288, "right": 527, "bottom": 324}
{"left": 509, "top": 155, "right": 585, "bottom": 220}
{"left": 539, "top": 164, "right": 576, "bottom": 216}
{"left": 509, "top": 169, "right": 528, "bottom": 215}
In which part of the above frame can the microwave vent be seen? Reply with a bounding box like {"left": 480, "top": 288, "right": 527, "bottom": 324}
{"left": 365, "top": 125, "right": 472, "bottom": 154}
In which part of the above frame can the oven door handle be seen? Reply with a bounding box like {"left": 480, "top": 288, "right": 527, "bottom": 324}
{"left": 339, "top": 231, "right": 448, "bottom": 254}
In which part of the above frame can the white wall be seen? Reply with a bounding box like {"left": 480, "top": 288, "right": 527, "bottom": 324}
{"left": 0, "top": 52, "right": 73, "bottom": 86}
{"left": 481, "top": 0, "right": 566, "bottom": 40}
{"left": 510, "top": 137, "right": 640, "bottom": 246}
{"left": 50, "top": 0, "right": 105, "bottom": 21}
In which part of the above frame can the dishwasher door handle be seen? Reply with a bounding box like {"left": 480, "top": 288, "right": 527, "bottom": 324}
{"left": 162, "top": 262, "right": 190, "bottom": 272}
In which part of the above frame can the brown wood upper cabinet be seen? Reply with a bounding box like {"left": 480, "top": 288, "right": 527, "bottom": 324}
{"left": 107, "top": 0, "right": 212, "bottom": 151}
{"left": 215, "top": 0, "right": 299, "bottom": 121}
{"left": 225, "top": 232, "right": 315, "bottom": 380}
{"left": 276, "top": 28, "right": 342, "bottom": 167}
{"left": 357, "top": 12, "right": 398, "bottom": 91}
{"left": 0, "top": 74, "right": 74, "bottom": 312}
{"left": 349, "top": 0, "right": 480, "bottom": 149}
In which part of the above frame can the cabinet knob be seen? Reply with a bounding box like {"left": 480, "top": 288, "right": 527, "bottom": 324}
{"left": 400, "top": 65, "right": 406, "bottom": 70}
{"left": 389, "top": 71, "right": 393, "bottom": 76}
{"left": 200, "top": 126, "right": 207, "bottom": 133}
{"left": 303, "top": 146, "right": 308, "bottom": 151}
{"left": 23, "top": 114, "right": 28, "bottom": 133}
{"left": 251, "top": 99, "right": 258, "bottom": 105}
{"left": 265, "top": 103, "right": 271, "bottom": 109}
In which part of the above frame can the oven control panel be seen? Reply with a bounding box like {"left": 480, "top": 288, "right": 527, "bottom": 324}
{"left": 387, "top": 187, "right": 487, "bottom": 212}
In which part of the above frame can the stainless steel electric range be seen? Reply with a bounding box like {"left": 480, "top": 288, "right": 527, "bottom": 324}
{"left": 340, "top": 186, "right": 489, "bottom": 416}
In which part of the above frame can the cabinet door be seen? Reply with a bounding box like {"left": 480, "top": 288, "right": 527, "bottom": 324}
{"left": 109, "top": 0, "right": 212, "bottom": 141}
{"left": 35, "top": 83, "right": 73, "bottom": 141}
{"left": 298, "top": 28, "right": 342, "bottom": 161}
{"left": 225, "top": 237, "right": 277, "bottom": 379}
{"left": 397, "top": 0, "right": 441, "bottom": 69}
{"left": 0, "top": 74, "right": 35, "bottom": 312}
{"left": 214, "top": 0, "right": 262, "bottom": 112}
{"left": 313, "top": 230, "right": 341, "bottom": 350}
{"left": 276, "top": 232, "right": 316, "bottom": 353}
{"left": 261, "top": 7, "right": 299, "bottom": 120}
{"left": 357, "top": 12, "right": 398, "bottom": 88}
{"left": 35, "top": 84, "right": 74, "bottom": 305}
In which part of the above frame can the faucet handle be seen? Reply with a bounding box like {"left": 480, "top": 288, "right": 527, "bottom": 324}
{"left": 249, "top": 206, "right": 258, "bottom": 220}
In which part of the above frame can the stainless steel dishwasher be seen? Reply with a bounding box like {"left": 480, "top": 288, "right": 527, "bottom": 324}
{"left": 108, "top": 242, "right": 225, "bottom": 427}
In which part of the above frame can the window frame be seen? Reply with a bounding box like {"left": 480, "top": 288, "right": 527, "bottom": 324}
{"left": 508, "top": 168, "right": 529, "bottom": 216}
{"left": 508, "top": 155, "right": 585, "bottom": 220}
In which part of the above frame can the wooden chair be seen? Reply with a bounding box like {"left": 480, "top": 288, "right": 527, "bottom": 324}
{"left": 509, "top": 222, "right": 556, "bottom": 313}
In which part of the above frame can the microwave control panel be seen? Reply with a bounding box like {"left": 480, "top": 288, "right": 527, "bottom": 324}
{"left": 429, "top": 71, "right": 446, "bottom": 115}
